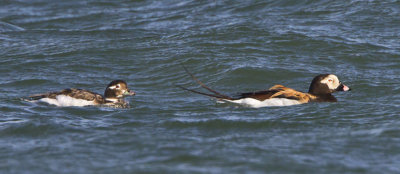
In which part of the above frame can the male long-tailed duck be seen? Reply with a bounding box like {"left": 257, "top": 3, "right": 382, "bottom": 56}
{"left": 178, "top": 67, "right": 351, "bottom": 108}
{"left": 27, "top": 80, "right": 135, "bottom": 108}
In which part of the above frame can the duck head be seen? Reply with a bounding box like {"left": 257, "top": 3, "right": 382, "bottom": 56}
{"left": 104, "top": 80, "right": 135, "bottom": 102}
{"left": 308, "top": 74, "right": 351, "bottom": 95}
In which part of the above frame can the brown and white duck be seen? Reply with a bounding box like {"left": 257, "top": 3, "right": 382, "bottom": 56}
{"left": 178, "top": 68, "right": 351, "bottom": 108}
{"left": 28, "top": 80, "right": 135, "bottom": 108}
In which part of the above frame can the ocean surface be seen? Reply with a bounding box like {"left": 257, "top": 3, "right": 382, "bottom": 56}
{"left": 1, "top": 0, "right": 399, "bottom": 173}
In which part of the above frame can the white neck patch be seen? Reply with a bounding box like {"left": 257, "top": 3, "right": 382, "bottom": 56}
{"left": 105, "top": 98, "right": 119, "bottom": 103}
{"left": 108, "top": 85, "right": 117, "bottom": 89}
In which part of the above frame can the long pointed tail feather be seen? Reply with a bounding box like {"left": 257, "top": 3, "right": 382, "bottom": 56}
{"left": 176, "top": 85, "right": 232, "bottom": 100}
{"left": 27, "top": 94, "right": 46, "bottom": 100}
{"left": 181, "top": 65, "right": 233, "bottom": 100}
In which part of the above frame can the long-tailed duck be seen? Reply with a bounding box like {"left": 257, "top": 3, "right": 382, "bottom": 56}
{"left": 177, "top": 67, "right": 351, "bottom": 108}
{"left": 27, "top": 80, "right": 135, "bottom": 108}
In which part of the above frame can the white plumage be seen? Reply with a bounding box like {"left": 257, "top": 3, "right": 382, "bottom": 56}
{"left": 38, "top": 95, "right": 95, "bottom": 107}
{"left": 219, "top": 98, "right": 302, "bottom": 108}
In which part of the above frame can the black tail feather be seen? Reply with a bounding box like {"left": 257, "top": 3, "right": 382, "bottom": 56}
{"left": 27, "top": 94, "right": 47, "bottom": 100}
{"left": 176, "top": 85, "right": 231, "bottom": 99}
{"left": 181, "top": 65, "right": 233, "bottom": 100}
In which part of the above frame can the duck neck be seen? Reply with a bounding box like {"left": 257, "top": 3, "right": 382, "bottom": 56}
{"left": 312, "top": 93, "right": 337, "bottom": 102}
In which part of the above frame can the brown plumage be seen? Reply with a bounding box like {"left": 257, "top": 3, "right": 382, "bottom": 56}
{"left": 178, "top": 67, "right": 351, "bottom": 107}
{"left": 239, "top": 85, "right": 317, "bottom": 104}
{"left": 27, "top": 80, "right": 135, "bottom": 107}
{"left": 29, "top": 88, "right": 105, "bottom": 104}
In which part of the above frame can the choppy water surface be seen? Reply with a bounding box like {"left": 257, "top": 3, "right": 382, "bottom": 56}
{"left": 1, "top": 0, "right": 400, "bottom": 173}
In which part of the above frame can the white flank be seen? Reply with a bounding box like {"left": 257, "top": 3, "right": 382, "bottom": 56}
{"left": 220, "top": 98, "right": 302, "bottom": 108}
{"left": 105, "top": 98, "right": 119, "bottom": 102}
{"left": 38, "top": 95, "right": 95, "bottom": 107}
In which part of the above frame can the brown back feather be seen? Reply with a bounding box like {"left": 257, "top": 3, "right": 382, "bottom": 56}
{"left": 239, "top": 85, "right": 316, "bottom": 103}
{"left": 29, "top": 88, "right": 105, "bottom": 103}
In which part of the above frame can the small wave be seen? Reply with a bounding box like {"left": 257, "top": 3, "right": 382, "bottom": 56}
{"left": 0, "top": 122, "right": 73, "bottom": 137}
{"left": 0, "top": 21, "right": 25, "bottom": 32}
{"left": 351, "top": 126, "right": 400, "bottom": 137}
{"left": 162, "top": 118, "right": 308, "bottom": 129}
{"left": 0, "top": 79, "right": 54, "bottom": 87}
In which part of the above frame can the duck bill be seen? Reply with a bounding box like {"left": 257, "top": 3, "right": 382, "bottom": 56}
{"left": 336, "top": 84, "right": 351, "bottom": 91}
{"left": 124, "top": 89, "right": 136, "bottom": 96}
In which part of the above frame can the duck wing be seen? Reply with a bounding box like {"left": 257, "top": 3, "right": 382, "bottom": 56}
{"left": 238, "top": 90, "right": 278, "bottom": 101}
{"left": 238, "top": 85, "right": 316, "bottom": 103}
{"left": 60, "top": 88, "right": 103, "bottom": 101}
{"left": 29, "top": 88, "right": 104, "bottom": 102}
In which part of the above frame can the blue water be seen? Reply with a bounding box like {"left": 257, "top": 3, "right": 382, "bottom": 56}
{"left": 1, "top": 0, "right": 400, "bottom": 173}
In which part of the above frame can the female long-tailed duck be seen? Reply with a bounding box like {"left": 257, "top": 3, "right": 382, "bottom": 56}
{"left": 177, "top": 67, "right": 351, "bottom": 108}
{"left": 27, "top": 80, "right": 135, "bottom": 108}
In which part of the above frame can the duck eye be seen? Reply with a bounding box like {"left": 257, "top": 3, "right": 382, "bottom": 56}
{"left": 116, "top": 85, "right": 120, "bottom": 89}
{"left": 328, "top": 79, "right": 333, "bottom": 83}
